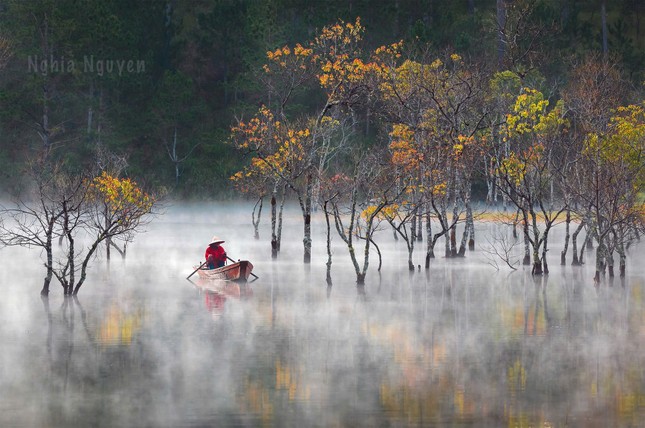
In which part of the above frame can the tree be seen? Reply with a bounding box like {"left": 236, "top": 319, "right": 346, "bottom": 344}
{"left": 495, "top": 87, "right": 568, "bottom": 275}
{"left": 331, "top": 149, "right": 401, "bottom": 285}
{"left": 232, "top": 18, "right": 384, "bottom": 263}
{"left": 0, "top": 164, "right": 156, "bottom": 295}
{"left": 152, "top": 71, "right": 204, "bottom": 188}
{"left": 560, "top": 55, "right": 627, "bottom": 267}
{"left": 577, "top": 103, "right": 645, "bottom": 281}
{"left": 0, "top": 161, "right": 72, "bottom": 295}
{"left": 376, "top": 50, "right": 489, "bottom": 262}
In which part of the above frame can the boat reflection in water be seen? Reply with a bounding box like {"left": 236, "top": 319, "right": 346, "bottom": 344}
{"left": 192, "top": 278, "right": 253, "bottom": 320}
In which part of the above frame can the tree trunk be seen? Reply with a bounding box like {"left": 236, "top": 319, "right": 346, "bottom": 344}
{"left": 450, "top": 203, "right": 458, "bottom": 257}
{"left": 252, "top": 197, "right": 263, "bottom": 240}
{"left": 542, "top": 231, "right": 550, "bottom": 275}
{"left": 532, "top": 250, "right": 543, "bottom": 275}
{"left": 411, "top": 213, "right": 417, "bottom": 244}
{"left": 324, "top": 201, "right": 332, "bottom": 286}
{"left": 425, "top": 212, "right": 433, "bottom": 268}
{"left": 586, "top": 224, "right": 594, "bottom": 250}
{"left": 561, "top": 209, "right": 571, "bottom": 265}
{"left": 457, "top": 219, "right": 469, "bottom": 257}
{"left": 277, "top": 186, "right": 285, "bottom": 252}
{"left": 442, "top": 208, "right": 451, "bottom": 258}
{"left": 601, "top": 0, "right": 608, "bottom": 60}
{"left": 513, "top": 209, "right": 520, "bottom": 239}
{"left": 356, "top": 272, "right": 365, "bottom": 285}
{"left": 271, "top": 190, "right": 277, "bottom": 258}
{"left": 571, "top": 219, "right": 585, "bottom": 265}
{"left": 42, "top": 238, "right": 54, "bottom": 296}
{"left": 523, "top": 230, "right": 531, "bottom": 266}
{"left": 496, "top": 0, "right": 507, "bottom": 68}
{"left": 467, "top": 201, "right": 475, "bottom": 251}
{"left": 594, "top": 242, "right": 605, "bottom": 283}
{"left": 302, "top": 174, "right": 312, "bottom": 264}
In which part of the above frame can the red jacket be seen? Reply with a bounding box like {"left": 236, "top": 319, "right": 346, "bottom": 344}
{"left": 205, "top": 245, "right": 227, "bottom": 265}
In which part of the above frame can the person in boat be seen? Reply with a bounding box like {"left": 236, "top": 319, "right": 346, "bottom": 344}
{"left": 205, "top": 236, "right": 227, "bottom": 269}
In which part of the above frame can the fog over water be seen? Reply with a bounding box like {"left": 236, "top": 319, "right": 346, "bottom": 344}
{"left": 1, "top": 201, "right": 645, "bottom": 427}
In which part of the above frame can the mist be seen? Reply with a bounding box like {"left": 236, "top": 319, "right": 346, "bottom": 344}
{"left": 1, "top": 201, "right": 644, "bottom": 427}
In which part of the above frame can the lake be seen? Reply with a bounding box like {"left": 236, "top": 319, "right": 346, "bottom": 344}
{"left": 1, "top": 201, "right": 644, "bottom": 427}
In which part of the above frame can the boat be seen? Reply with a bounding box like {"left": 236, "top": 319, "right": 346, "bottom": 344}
{"left": 193, "top": 260, "right": 254, "bottom": 282}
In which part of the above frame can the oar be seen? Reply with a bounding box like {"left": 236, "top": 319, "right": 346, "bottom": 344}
{"left": 227, "top": 256, "right": 259, "bottom": 279}
{"left": 187, "top": 260, "right": 208, "bottom": 280}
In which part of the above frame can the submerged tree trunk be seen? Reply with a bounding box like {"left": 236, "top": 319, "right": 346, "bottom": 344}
{"left": 512, "top": 208, "right": 520, "bottom": 239}
{"left": 561, "top": 209, "right": 571, "bottom": 265}
{"left": 277, "top": 185, "right": 286, "bottom": 252}
{"left": 450, "top": 202, "right": 459, "bottom": 257}
{"left": 522, "top": 219, "right": 531, "bottom": 266}
{"left": 586, "top": 222, "right": 595, "bottom": 250}
{"left": 425, "top": 212, "right": 433, "bottom": 268}
{"left": 532, "top": 247, "right": 543, "bottom": 275}
{"left": 594, "top": 242, "right": 605, "bottom": 283}
{"left": 271, "top": 190, "right": 277, "bottom": 258}
{"left": 542, "top": 230, "right": 550, "bottom": 275}
{"left": 606, "top": 246, "right": 615, "bottom": 278}
{"left": 271, "top": 183, "right": 287, "bottom": 258}
{"left": 618, "top": 242, "right": 626, "bottom": 278}
{"left": 252, "top": 196, "right": 263, "bottom": 240}
{"left": 109, "top": 241, "right": 127, "bottom": 259}
{"left": 371, "top": 238, "right": 382, "bottom": 272}
{"left": 571, "top": 219, "right": 585, "bottom": 265}
{"left": 324, "top": 201, "right": 332, "bottom": 286}
{"left": 302, "top": 174, "right": 313, "bottom": 264}
{"left": 41, "top": 218, "right": 56, "bottom": 296}
{"left": 466, "top": 200, "right": 475, "bottom": 251}
{"left": 442, "top": 207, "right": 451, "bottom": 258}
{"left": 457, "top": 220, "right": 469, "bottom": 257}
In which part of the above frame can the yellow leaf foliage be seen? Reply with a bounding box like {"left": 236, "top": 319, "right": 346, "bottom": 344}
{"left": 506, "top": 88, "right": 567, "bottom": 137}
{"left": 90, "top": 172, "right": 154, "bottom": 215}
{"left": 389, "top": 123, "right": 423, "bottom": 172}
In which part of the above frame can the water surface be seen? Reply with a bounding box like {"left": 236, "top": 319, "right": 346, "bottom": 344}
{"left": 1, "top": 202, "right": 644, "bottom": 427}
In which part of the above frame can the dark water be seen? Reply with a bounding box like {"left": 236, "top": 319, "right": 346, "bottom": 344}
{"left": 1, "top": 202, "right": 644, "bottom": 427}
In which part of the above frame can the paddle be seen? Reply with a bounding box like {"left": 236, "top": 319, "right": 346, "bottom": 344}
{"left": 227, "top": 256, "right": 259, "bottom": 279}
{"left": 187, "top": 260, "right": 208, "bottom": 280}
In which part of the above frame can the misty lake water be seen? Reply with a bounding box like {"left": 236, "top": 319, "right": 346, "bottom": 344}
{"left": 2, "top": 201, "right": 645, "bottom": 427}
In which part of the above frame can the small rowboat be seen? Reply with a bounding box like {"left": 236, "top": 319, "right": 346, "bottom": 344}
{"left": 193, "top": 260, "right": 254, "bottom": 282}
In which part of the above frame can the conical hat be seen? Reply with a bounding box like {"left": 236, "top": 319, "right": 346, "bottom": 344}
{"left": 209, "top": 236, "right": 225, "bottom": 245}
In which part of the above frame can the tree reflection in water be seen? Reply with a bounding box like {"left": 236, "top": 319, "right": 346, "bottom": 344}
{"left": 2, "top": 208, "right": 645, "bottom": 427}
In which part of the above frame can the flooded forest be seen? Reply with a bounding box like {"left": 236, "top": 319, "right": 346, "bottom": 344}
{"left": 0, "top": 1, "right": 644, "bottom": 427}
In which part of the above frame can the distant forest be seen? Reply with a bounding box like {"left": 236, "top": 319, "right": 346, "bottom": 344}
{"left": 0, "top": 0, "right": 643, "bottom": 199}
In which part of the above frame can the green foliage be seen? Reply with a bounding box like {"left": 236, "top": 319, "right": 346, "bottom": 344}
{"left": 0, "top": 0, "right": 643, "bottom": 198}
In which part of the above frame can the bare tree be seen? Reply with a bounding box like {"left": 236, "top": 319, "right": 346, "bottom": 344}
{"left": 0, "top": 162, "right": 68, "bottom": 295}
{"left": 331, "top": 150, "right": 401, "bottom": 285}
{"left": 0, "top": 163, "right": 157, "bottom": 295}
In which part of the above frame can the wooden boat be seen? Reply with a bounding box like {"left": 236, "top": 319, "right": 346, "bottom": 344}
{"left": 193, "top": 260, "right": 254, "bottom": 282}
